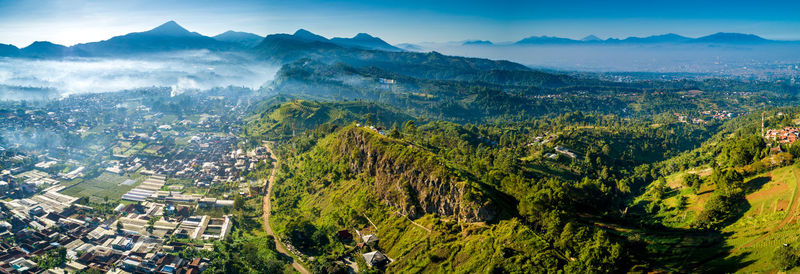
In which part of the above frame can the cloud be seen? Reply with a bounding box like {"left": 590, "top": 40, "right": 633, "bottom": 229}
{"left": 0, "top": 51, "right": 279, "bottom": 100}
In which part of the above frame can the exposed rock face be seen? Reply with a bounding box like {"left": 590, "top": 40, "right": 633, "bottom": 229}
{"left": 331, "top": 127, "right": 496, "bottom": 222}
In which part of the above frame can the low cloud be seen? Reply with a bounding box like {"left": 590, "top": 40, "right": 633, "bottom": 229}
{"left": 0, "top": 50, "right": 280, "bottom": 100}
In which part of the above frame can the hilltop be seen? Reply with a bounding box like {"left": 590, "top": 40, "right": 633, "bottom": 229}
{"left": 244, "top": 99, "right": 412, "bottom": 141}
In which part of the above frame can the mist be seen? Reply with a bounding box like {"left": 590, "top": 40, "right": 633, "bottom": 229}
{"left": 425, "top": 43, "right": 800, "bottom": 76}
{"left": 0, "top": 50, "right": 280, "bottom": 100}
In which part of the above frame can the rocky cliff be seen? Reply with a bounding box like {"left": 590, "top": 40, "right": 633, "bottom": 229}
{"left": 328, "top": 126, "right": 496, "bottom": 222}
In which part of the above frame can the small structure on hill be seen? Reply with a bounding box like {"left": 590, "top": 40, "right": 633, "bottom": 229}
{"left": 362, "top": 250, "right": 388, "bottom": 268}
{"left": 362, "top": 234, "right": 379, "bottom": 247}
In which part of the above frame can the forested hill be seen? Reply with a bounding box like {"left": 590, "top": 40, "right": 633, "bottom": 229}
{"left": 244, "top": 79, "right": 800, "bottom": 272}
{"left": 252, "top": 32, "right": 529, "bottom": 80}
{"left": 241, "top": 26, "right": 800, "bottom": 273}
{"left": 263, "top": 59, "right": 800, "bottom": 124}
{"left": 258, "top": 117, "right": 629, "bottom": 272}
{"left": 244, "top": 99, "right": 412, "bottom": 141}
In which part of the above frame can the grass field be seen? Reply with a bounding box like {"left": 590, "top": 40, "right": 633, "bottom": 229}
{"left": 715, "top": 165, "right": 800, "bottom": 272}
{"left": 60, "top": 172, "right": 146, "bottom": 203}
{"left": 625, "top": 164, "right": 800, "bottom": 272}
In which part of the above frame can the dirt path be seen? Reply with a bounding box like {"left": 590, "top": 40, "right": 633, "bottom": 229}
{"left": 364, "top": 213, "right": 378, "bottom": 231}
{"left": 262, "top": 142, "right": 310, "bottom": 274}
{"left": 732, "top": 168, "right": 800, "bottom": 253}
{"left": 395, "top": 211, "right": 431, "bottom": 233}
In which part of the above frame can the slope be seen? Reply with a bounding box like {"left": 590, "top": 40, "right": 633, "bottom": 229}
{"left": 244, "top": 99, "right": 413, "bottom": 140}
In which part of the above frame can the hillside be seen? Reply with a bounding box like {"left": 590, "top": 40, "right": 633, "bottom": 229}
{"left": 244, "top": 99, "right": 412, "bottom": 140}
{"left": 267, "top": 126, "right": 553, "bottom": 272}
{"left": 604, "top": 107, "right": 800, "bottom": 272}
{"left": 244, "top": 105, "right": 645, "bottom": 272}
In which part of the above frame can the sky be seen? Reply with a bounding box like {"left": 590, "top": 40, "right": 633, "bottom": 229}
{"left": 1, "top": 0, "right": 800, "bottom": 47}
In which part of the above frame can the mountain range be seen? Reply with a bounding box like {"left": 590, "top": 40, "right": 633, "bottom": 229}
{"left": 511, "top": 32, "right": 788, "bottom": 45}
{"left": 0, "top": 21, "right": 402, "bottom": 58}
{"left": 252, "top": 31, "right": 527, "bottom": 79}
{"left": 0, "top": 20, "right": 794, "bottom": 60}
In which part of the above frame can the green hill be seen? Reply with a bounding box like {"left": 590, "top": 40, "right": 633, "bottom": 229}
{"left": 262, "top": 119, "right": 630, "bottom": 272}
{"left": 244, "top": 99, "right": 412, "bottom": 140}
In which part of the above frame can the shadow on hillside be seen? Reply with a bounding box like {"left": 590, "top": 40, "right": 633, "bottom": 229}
{"left": 743, "top": 176, "right": 771, "bottom": 194}
{"left": 696, "top": 189, "right": 713, "bottom": 196}
{"left": 608, "top": 196, "right": 755, "bottom": 272}
{"left": 595, "top": 216, "right": 756, "bottom": 272}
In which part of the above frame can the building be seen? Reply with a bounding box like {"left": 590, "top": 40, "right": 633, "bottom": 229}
{"left": 362, "top": 234, "right": 379, "bottom": 247}
{"left": 554, "top": 146, "right": 577, "bottom": 158}
{"left": 765, "top": 126, "right": 800, "bottom": 144}
{"left": 362, "top": 250, "right": 388, "bottom": 268}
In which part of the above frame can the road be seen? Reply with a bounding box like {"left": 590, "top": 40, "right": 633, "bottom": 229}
{"left": 262, "top": 142, "right": 310, "bottom": 274}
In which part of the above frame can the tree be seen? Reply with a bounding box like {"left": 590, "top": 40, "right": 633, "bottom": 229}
{"left": 364, "top": 113, "right": 375, "bottom": 125}
{"left": 146, "top": 216, "right": 160, "bottom": 234}
{"left": 683, "top": 173, "right": 702, "bottom": 192}
{"left": 234, "top": 195, "right": 245, "bottom": 209}
{"left": 32, "top": 247, "right": 67, "bottom": 269}
{"left": 388, "top": 128, "right": 401, "bottom": 138}
{"left": 403, "top": 120, "right": 416, "bottom": 134}
{"left": 695, "top": 193, "right": 742, "bottom": 229}
{"left": 773, "top": 245, "right": 799, "bottom": 270}
{"left": 711, "top": 168, "right": 743, "bottom": 196}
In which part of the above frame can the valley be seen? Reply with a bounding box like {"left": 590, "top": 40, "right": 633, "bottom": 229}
{"left": 2, "top": 13, "right": 800, "bottom": 273}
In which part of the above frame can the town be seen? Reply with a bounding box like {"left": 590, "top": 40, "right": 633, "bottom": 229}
{"left": 0, "top": 88, "right": 274, "bottom": 273}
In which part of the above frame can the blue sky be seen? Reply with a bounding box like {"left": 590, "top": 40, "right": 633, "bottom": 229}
{"left": 1, "top": 0, "right": 799, "bottom": 47}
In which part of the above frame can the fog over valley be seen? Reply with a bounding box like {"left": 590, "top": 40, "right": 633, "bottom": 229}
{"left": 5, "top": 1, "right": 800, "bottom": 272}
{"left": 0, "top": 51, "right": 279, "bottom": 100}
{"left": 423, "top": 43, "right": 800, "bottom": 76}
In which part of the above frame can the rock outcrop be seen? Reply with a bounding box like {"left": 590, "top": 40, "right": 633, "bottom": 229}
{"left": 330, "top": 127, "right": 496, "bottom": 222}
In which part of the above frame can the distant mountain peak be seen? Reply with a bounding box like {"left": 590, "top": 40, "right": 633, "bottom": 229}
{"left": 28, "top": 41, "right": 63, "bottom": 47}
{"left": 218, "top": 30, "right": 239, "bottom": 35}
{"left": 329, "top": 32, "right": 401, "bottom": 51}
{"left": 213, "top": 30, "right": 264, "bottom": 48}
{"left": 293, "top": 29, "right": 312, "bottom": 35}
{"left": 463, "top": 40, "right": 493, "bottom": 45}
{"left": 145, "top": 20, "right": 195, "bottom": 36}
{"left": 353, "top": 33, "right": 376, "bottom": 40}
{"left": 620, "top": 33, "right": 691, "bottom": 43}
{"left": 696, "top": 32, "right": 768, "bottom": 43}
{"left": 293, "top": 29, "right": 328, "bottom": 42}
{"left": 581, "top": 35, "right": 602, "bottom": 42}
{"left": 660, "top": 33, "right": 684, "bottom": 38}
{"left": 516, "top": 35, "right": 578, "bottom": 44}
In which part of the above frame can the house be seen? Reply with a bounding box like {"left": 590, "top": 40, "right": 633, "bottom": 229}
{"left": 362, "top": 250, "right": 388, "bottom": 268}
{"left": 8, "top": 257, "right": 38, "bottom": 272}
{"left": 198, "top": 198, "right": 217, "bottom": 208}
{"left": 111, "top": 236, "right": 134, "bottom": 250}
{"left": 362, "top": 234, "right": 379, "bottom": 246}
{"left": 554, "top": 146, "right": 577, "bottom": 158}
{"left": 29, "top": 205, "right": 45, "bottom": 218}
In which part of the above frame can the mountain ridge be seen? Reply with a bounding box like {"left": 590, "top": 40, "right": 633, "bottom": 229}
{"left": 514, "top": 32, "right": 791, "bottom": 45}
{"left": 71, "top": 21, "right": 237, "bottom": 56}
{"left": 213, "top": 30, "right": 264, "bottom": 48}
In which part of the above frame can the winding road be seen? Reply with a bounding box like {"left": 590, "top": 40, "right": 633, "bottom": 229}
{"left": 262, "top": 142, "right": 310, "bottom": 274}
